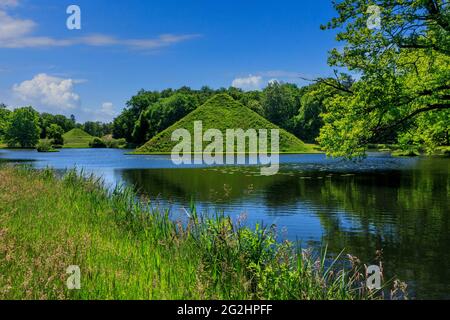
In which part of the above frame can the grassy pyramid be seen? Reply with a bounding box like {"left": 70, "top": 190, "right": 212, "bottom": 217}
{"left": 63, "top": 128, "right": 94, "bottom": 148}
{"left": 136, "top": 94, "right": 311, "bottom": 154}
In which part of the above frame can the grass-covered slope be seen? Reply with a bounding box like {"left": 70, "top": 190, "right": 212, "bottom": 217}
{"left": 136, "top": 94, "right": 313, "bottom": 154}
{"left": 0, "top": 166, "right": 377, "bottom": 299}
{"left": 63, "top": 129, "right": 94, "bottom": 148}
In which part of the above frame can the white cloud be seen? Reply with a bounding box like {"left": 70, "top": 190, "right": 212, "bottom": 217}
{"left": 81, "top": 102, "right": 118, "bottom": 122}
{"left": 0, "top": 10, "right": 34, "bottom": 41}
{"left": 0, "top": 0, "right": 19, "bottom": 8}
{"left": 100, "top": 102, "right": 116, "bottom": 117}
{"left": 261, "top": 70, "right": 304, "bottom": 79}
{"left": 231, "top": 75, "right": 263, "bottom": 91}
{"left": 13, "top": 73, "right": 81, "bottom": 112}
{"left": 231, "top": 70, "right": 312, "bottom": 90}
{"left": 0, "top": 9, "right": 200, "bottom": 49}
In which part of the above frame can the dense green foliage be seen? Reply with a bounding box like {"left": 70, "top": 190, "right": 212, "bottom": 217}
{"left": 89, "top": 137, "right": 107, "bottom": 148}
{"left": 36, "top": 140, "right": 59, "bottom": 153}
{"left": 132, "top": 93, "right": 197, "bottom": 145}
{"left": 0, "top": 103, "right": 11, "bottom": 140}
{"left": 4, "top": 107, "right": 41, "bottom": 148}
{"left": 113, "top": 84, "right": 328, "bottom": 148}
{"left": 0, "top": 166, "right": 388, "bottom": 299}
{"left": 102, "top": 135, "right": 127, "bottom": 149}
{"left": 82, "top": 121, "right": 112, "bottom": 138}
{"left": 39, "top": 113, "right": 76, "bottom": 139}
{"left": 46, "top": 124, "right": 65, "bottom": 146}
{"left": 0, "top": 104, "right": 119, "bottom": 149}
{"left": 262, "top": 82, "right": 304, "bottom": 133}
{"left": 294, "top": 82, "right": 343, "bottom": 143}
{"left": 318, "top": 0, "right": 450, "bottom": 157}
{"left": 136, "top": 94, "right": 312, "bottom": 153}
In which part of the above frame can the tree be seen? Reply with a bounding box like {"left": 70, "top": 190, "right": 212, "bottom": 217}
{"left": 240, "top": 91, "right": 264, "bottom": 115}
{"left": 82, "top": 121, "right": 111, "bottom": 138}
{"left": 113, "top": 90, "right": 160, "bottom": 142}
{"left": 0, "top": 103, "right": 11, "bottom": 139}
{"left": 262, "top": 82, "right": 301, "bottom": 132}
{"left": 46, "top": 124, "right": 65, "bottom": 146}
{"left": 5, "top": 107, "right": 40, "bottom": 148}
{"left": 39, "top": 113, "right": 75, "bottom": 138}
{"left": 132, "top": 93, "right": 197, "bottom": 145}
{"left": 294, "top": 82, "right": 342, "bottom": 143}
{"left": 89, "top": 137, "right": 107, "bottom": 148}
{"left": 318, "top": 0, "right": 450, "bottom": 157}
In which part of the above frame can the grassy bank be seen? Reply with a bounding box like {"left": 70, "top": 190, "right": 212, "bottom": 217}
{"left": 0, "top": 166, "right": 387, "bottom": 300}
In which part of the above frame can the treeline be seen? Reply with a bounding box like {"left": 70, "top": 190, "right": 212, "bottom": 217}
{"left": 0, "top": 103, "right": 112, "bottom": 148}
{"left": 1, "top": 81, "right": 330, "bottom": 149}
{"left": 112, "top": 81, "right": 332, "bottom": 147}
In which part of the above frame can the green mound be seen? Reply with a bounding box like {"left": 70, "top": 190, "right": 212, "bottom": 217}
{"left": 136, "top": 94, "right": 312, "bottom": 154}
{"left": 63, "top": 129, "right": 94, "bottom": 148}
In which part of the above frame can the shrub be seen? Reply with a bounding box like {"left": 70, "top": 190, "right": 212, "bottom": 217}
{"left": 89, "top": 137, "right": 107, "bottom": 148}
{"left": 36, "top": 140, "right": 58, "bottom": 152}
{"left": 443, "top": 148, "right": 450, "bottom": 157}
{"left": 392, "top": 149, "right": 420, "bottom": 157}
{"left": 47, "top": 124, "right": 65, "bottom": 146}
{"left": 51, "top": 136, "right": 64, "bottom": 146}
{"left": 102, "top": 135, "right": 127, "bottom": 149}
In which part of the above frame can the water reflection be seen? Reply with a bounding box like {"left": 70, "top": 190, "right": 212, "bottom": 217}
{"left": 118, "top": 158, "right": 450, "bottom": 299}
{"left": 0, "top": 148, "right": 449, "bottom": 298}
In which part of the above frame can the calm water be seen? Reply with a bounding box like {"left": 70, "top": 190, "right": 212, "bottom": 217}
{"left": 1, "top": 148, "right": 449, "bottom": 299}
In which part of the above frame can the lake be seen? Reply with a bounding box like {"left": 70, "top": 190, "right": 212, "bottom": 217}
{"left": 0, "top": 148, "right": 449, "bottom": 299}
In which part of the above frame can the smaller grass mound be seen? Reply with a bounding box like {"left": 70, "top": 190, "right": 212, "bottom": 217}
{"left": 63, "top": 129, "right": 94, "bottom": 148}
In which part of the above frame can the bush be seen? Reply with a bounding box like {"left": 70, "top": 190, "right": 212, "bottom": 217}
{"left": 101, "top": 135, "right": 127, "bottom": 149}
{"left": 51, "top": 136, "right": 64, "bottom": 146}
{"left": 443, "top": 148, "right": 450, "bottom": 157}
{"left": 36, "top": 140, "right": 58, "bottom": 153}
{"left": 89, "top": 137, "right": 107, "bottom": 148}
{"left": 392, "top": 149, "right": 420, "bottom": 157}
{"left": 47, "top": 124, "right": 65, "bottom": 146}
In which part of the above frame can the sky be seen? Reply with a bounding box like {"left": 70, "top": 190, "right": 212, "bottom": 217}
{"left": 0, "top": 0, "right": 340, "bottom": 123}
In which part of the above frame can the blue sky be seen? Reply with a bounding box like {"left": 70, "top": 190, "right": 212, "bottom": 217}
{"left": 0, "top": 0, "right": 339, "bottom": 122}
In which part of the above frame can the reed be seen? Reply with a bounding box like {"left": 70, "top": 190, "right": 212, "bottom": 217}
{"left": 0, "top": 165, "right": 390, "bottom": 300}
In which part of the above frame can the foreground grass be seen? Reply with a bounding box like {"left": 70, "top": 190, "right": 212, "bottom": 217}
{"left": 0, "top": 166, "right": 385, "bottom": 300}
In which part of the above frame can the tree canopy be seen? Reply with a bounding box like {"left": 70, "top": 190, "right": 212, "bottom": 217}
{"left": 0, "top": 103, "right": 11, "bottom": 140}
{"left": 318, "top": 0, "right": 450, "bottom": 157}
{"left": 46, "top": 124, "right": 65, "bottom": 146}
{"left": 5, "top": 107, "right": 41, "bottom": 148}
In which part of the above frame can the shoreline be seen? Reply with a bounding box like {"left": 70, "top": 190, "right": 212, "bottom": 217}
{"left": 0, "top": 165, "right": 390, "bottom": 300}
